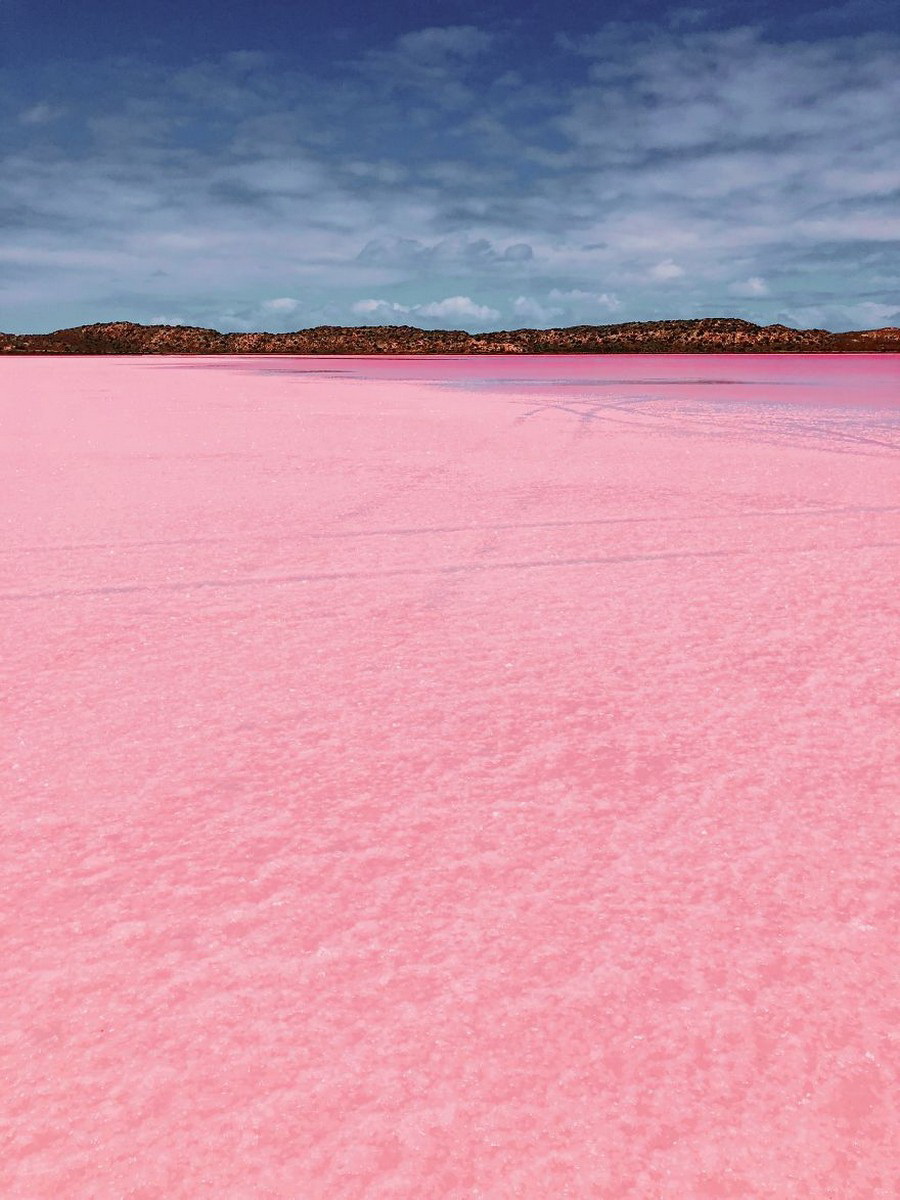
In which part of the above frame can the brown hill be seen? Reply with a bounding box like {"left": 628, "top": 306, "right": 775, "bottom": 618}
{"left": 2, "top": 317, "right": 899, "bottom": 354}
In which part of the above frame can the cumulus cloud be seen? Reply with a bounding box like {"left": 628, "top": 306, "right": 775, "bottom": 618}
{"left": 350, "top": 299, "right": 413, "bottom": 317}
{"left": 352, "top": 295, "right": 500, "bottom": 327}
{"left": 548, "top": 289, "right": 621, "bottom": 311}
{"left": 781, "top": 299, "right": 900, "bottom": 330}
{"left": 262, "top": 297, "right": 300, "bottom": 312}
{"left": 729, "top": 277, "right": 770, "bottom": 297}
{"left": 649, "top": 260, "right": 685, "bottom": 282}
{"left": 417, "top": 295, "right": 499, "bottom": 320}
{"left": 512, "top": 296, "right": 564, "bottom": 324}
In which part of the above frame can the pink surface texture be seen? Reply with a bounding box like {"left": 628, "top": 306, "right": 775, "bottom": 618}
{"left": 1, "top": 354, "right": 899, "bottom": 1198}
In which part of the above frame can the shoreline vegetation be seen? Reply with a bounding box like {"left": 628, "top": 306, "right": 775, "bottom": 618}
{"left": 2, "top": 316, "right": 900, "bottom": 355}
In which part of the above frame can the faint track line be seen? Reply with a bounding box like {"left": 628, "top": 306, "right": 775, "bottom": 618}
{"left": 3, "top": 505, "right": 899, "bottom": 558}
{"left": 3, "top": 541, "right": 898, "bottom": 604}
{"left": 506, "top": 395, "right": 900, "bottom": 456}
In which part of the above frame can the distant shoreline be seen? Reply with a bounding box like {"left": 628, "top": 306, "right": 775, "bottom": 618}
{"left": 3, "top": 317, "right": 900, "bottom": 355}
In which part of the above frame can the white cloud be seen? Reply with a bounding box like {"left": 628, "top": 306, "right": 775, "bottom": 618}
{"left": 262, "top": 297, "right": 300, "bottom": 313}
{"left": 512, "top": 296, "right": 564, "bottom": 323}
{"left": 146, "top": 313, "right": 188, "bottom": 326}
{"left": 351, "top": 295, "right": 499, "bottom": 327}
{"left": 783, "top": 300, "right": 900, "bottom": 330}
{"left": 417, "top": 295, "right": 499, "bottom": 321}
{"left": 852, "top": 301, "right": 900, "bottom": 325}
{"left": 548, "top": 289, "right": 621, "bottom": 310}
{"left": 649, "top": 259, "right": 685, "bottom": 281}
{"left": 351, "top": 298, "right": 411, "bottom": 315}
{"left": 728, "top": 276, "right": 770, "bottom": 297}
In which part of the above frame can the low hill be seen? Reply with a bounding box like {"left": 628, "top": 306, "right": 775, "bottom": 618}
{"left": 2, "top": 317, "right": 899, "bottom": 354}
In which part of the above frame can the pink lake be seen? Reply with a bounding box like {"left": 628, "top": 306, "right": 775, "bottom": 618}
{"left": 1, "top": 354, "right": 898, "bottom": 1197}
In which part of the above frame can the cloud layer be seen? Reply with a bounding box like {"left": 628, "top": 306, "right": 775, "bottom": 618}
{"left": 2, "top": 20, "right": 898, "bottom": 331}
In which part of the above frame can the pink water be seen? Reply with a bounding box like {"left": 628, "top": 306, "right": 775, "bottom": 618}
{"left": 2, "top": 355, "right": 898, "bottom": 1198}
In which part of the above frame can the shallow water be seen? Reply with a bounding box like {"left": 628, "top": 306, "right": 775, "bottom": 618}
{"left": 2, "top": 355, "right": 898, "bottom": 1197}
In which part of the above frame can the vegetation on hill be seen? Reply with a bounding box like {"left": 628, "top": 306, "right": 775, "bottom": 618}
{"left": 3, "top": 317, "right": 900, "bottom": 354}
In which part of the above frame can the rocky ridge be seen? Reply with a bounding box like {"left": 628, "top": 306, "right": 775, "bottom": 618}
{"left": 2, "top": 317, "right": 900, "bottom": 354}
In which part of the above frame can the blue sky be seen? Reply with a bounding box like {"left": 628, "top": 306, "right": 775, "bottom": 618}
{"left": 2, "top": 0, "right": 898, "bottom": 332}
